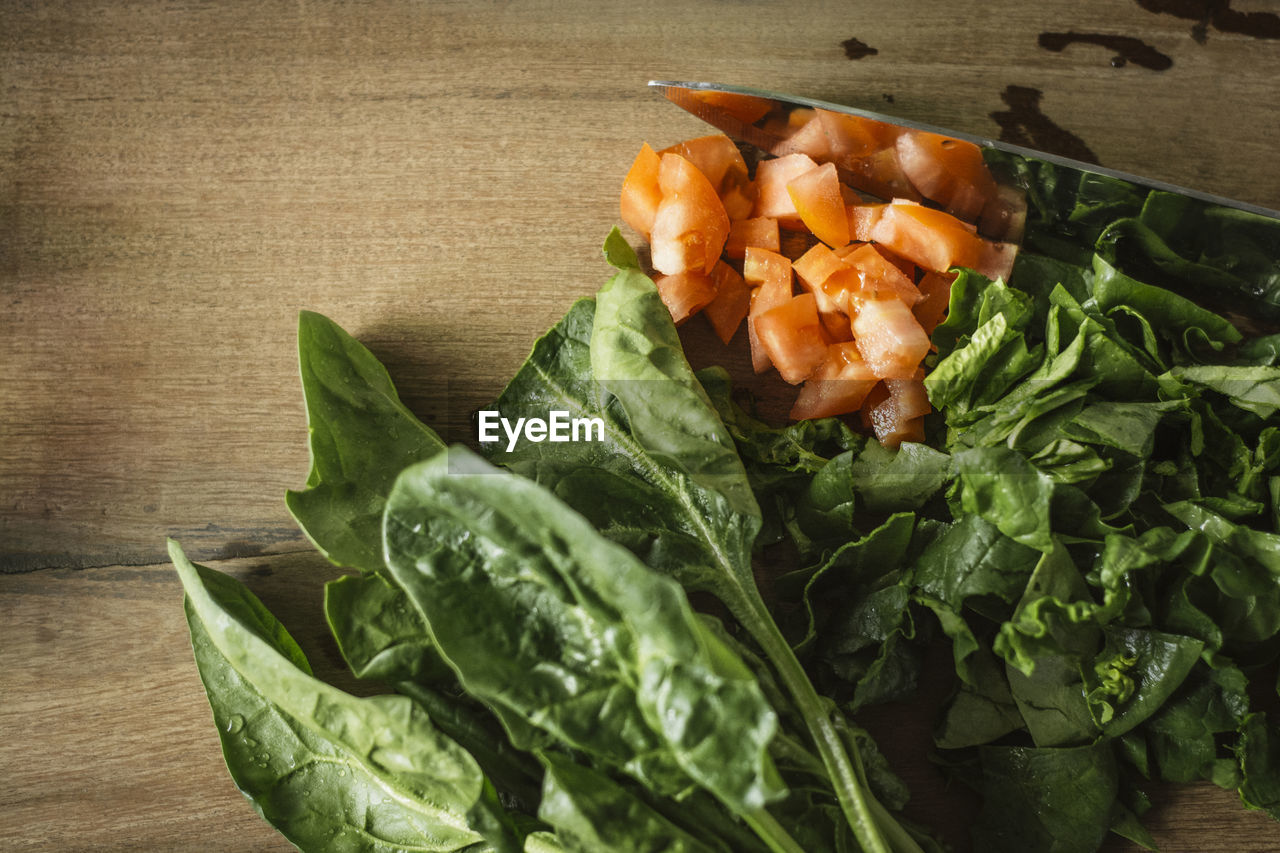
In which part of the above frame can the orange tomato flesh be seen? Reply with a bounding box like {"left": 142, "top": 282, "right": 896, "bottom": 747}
{"left": 725, "top": 217, "right": 780, "bottom": 259}
{"left": 620, "top": 143, "right": 662, "bottom": 238}
{"left": 755, "top": 293, "right": 830, "bottom": 384}
{"left": 650, "top": 153, "right": 731, "bottom": 275}
{"left": 851, "top": 297, "right": 932, "bottom": 380}
{"left": 787, "top": 162, "right": 851, "bottom": 248}
{"left": 653, "top": 271, "right": 717, "bottom": 326}
{"left": 744, "top": 247, "right": 794, "bottom": 373}
{"left": 753, "top": 153, "right": 819, "bottom": 229}
{"left": 895, "top": 130, "right": 998, "bottom": 223}
{"left": 844, "top": 243, "right": 922, "bottom": 306}
{"left": 790, "top": 342, "right": 879, "bottom": 420}
{"left": 703, "top": 261, "right": 751, "bottom": 345}
{"left": 914, "top": 271, "right": 956, "bottom": 336}
{"left": 660, "top": 134, "right": 748, "bottom": 192}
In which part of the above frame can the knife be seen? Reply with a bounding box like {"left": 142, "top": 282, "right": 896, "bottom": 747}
{"left": 649, "top": 80, "right": 1280, "bottom": 228}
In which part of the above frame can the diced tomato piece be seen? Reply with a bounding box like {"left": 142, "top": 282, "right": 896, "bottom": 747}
{"left": 790, "top": 342, "right": 879, "bottom": 420}
{"left": 745, "top": 248, "right": 794, "bottom": 373}
{"left": 620, "top": 143, "right": 662, "bottom": 238}
{"left": 844, "top": 147, "right": 922, "bottom": 203}
{"left": 914, "top": 270, "right": 955, "bottom": 335}
{"left": 977, "top": 240, "right": 1018, "bottom": 283}
{"left": 868, "top": 379, "right": 929, "bottom": 448}
{"left": 686, "top": 89, "right": 773, "bottom": 125}
{"left": 660, "top": 134, "right": 748, "bottom": 192}
{"left": 851, "top": 297, "right": 932, "bottom": 379}
{"left": 793, "top": 243, "right": 855, "bottom": 340}
{"left": 778, "top": 114, "right": 831, "bottom": 161}
{"left": 756, "top": 293, "right": 830, "bottom": 384}
{"left": 653, "top": 271, "right": 717, "bottom": 326}
{"left": 816, "top": 109, "right": 892, "bottom": 164}
{"left": 844, "top": 243, "right": 922, "bottom": 305}
{"left": 847, "top": 204, "right": 885, "bottom": 242}
{"left": 720, "top": 174, "right": 757, "bottom": 220}
{"left": 860, "top": 381, "right": 889, "bottom": 431}
{"left": 884, "top": 377, "right": 932, "bottom": 419}
{"left": 873, "top": 245, "right": 916, "bottom": 281}
{"left": 787, "top": 162, "right": 851, "bottom": 248}
{"left": 895, "top": 130, "right": 998, "bottom": 223}
{"left": 703, "top": 261, "right": 751, "bottom": 345}
{"left": 725, "top": 217, "right": 780, "bottom": 259}
{"left": 979, "top": 183, "right": 1028, "bottom": 243}
{"left": 650, "top": 153, "right": 731, "bottom": 275}
{"left": 868, "top": 200, "right": 996, "bottom": 276}
{"left": 753, "top": 153, "right": 819, "bottom": 229}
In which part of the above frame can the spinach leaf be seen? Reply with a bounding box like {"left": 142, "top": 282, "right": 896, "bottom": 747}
{"left": 970, "top": 741, "right": 1118, "bottom": 853}
{"left": 286, "top": 310, "right": 446, "bottom": 574}
{"left": 324, "top": 572, "right": 449, "bottom": 683}
{"left": 170, "top": 540, "right": 514, "bottom": 853}
{"left": 382, "top": 448, "right": 785, "bottom": 818}
{"left": 536, "top": 754, "right": 723, "bottom": 853}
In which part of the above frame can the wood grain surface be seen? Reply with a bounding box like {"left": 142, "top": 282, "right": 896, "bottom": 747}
{"left": 3, "top": 1, "right": 1279, "bottom": 850}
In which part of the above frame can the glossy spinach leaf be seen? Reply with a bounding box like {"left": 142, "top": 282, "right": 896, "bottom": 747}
{"left": 286, "top": 310, "right": 446, "bottom": 574}
{"left": 171, "top": 540, "right": 513, "bottom": 853}
{"left": 382, "top": 448, "right": 785, "bottom": 816}
{"left": 324, "top": 571, "right": 449, "bottom": 683}
{"left": 970, "top": 741, "right": 1118, "bottom": 853}
{"left": 536, "top": 753, "right": 722, "bottom": 853}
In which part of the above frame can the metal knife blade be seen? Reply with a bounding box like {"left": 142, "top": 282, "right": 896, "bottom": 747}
{"left": 649, "top": 80, "right": 1280, "bottom": 223}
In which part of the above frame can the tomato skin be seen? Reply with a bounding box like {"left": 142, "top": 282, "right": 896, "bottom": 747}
{"left": 789, "top": 342, "right": 878, "bottom": 420}
{"left": 703, "top": 261, "right": 751, "bottom": 345}
{"left": 755, "top": 293, "right": 830, "bottom": 384}
{"left": 787, "top": 162, "right": 851, "bottom": 249}
{"left": 650, "top": 153, "right": 731, "bottom": 275}
{"left": 868, "top": 200, "right": 1016, "bottom": 281}
{"left": 620, "top": 142, "right": 663, "bottom": 238}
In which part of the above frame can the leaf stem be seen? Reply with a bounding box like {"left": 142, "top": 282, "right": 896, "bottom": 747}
{"left": 743, "top": 807, "right": 808, "bottom": 853}
{"left": 733, "top": 586, "right": 895, "bottom": 853}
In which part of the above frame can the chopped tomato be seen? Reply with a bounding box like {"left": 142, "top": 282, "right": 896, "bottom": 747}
{"left": 844, "top": 146, "right": 922, "bottom": 203}
{"left": 755, "top": 293, "right": 830, "bottom": 384}
{"left": 816, "top": 109, "right": 890, "bottom": 163}
{"left": 653, "top": 271, "right": 717, "bottom": 325}
{"left": 895, "top": 130, "right": 998, "bottom": 223}
{"left": 868, "top": 200, "right": 1016, "bottom": 280}
{"left": 844, "top": 243, "right": 922, "bottom": 305}
{"left": 703, "top": 261, "right": 751, "bottom": 345}
{"left": 873, "top": 245, "right": 916, "bottom": 281}
{"left": 620, "top": 142, "right": 662, "bottom": 238}
{"left": 979, "top": 184, "right": 1028, "bottom": 243}
{"left": 787, "top": 162, "right": 851, "bottom": 248}
{"left": 914, "top": 270, "right": 955, "bottom": 335}
{"left": 777, "top": 113, "right": 831, "bottom": 161}
{"left": 725, "top": 217, "right": 780, "bottom": 259}
{"left": 868, "top": 379, "right": 929, "bottom": 448}
{"left": 790, "top": 342, "right": 879, "bottom": 420}
{"left": 720, "top": 174, "right": 757, "bottom": 220}
{"left": 650, "top": 153, "right": 731, "bottom": 275}
{"left": 659, "top": 134, "right": 748, "bottom": 192}
{"left": 753, "top": 153, "right": 819, "bottom": 229}
{"left": 793, "top": 243, "right": 856, "bottom": 339}
{"left": 686, "top": 88, "right": 773, "bottom": 125}
{"left": 852, "top": 297, "right": 932, "bottom": 379}
{"left": 745, "top": 247, "right": 794, "bottom": 373}
{"left": 846, "top": 204, "right": 885, "bottom": 242}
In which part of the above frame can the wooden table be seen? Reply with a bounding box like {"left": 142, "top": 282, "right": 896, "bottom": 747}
{"left": 3, "top": 2, "right": 1279, "bottom": 850}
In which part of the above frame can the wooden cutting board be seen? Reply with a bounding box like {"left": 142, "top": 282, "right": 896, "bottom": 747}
{"left": 3, "top": 2, "right": 1279, "bottom": 850}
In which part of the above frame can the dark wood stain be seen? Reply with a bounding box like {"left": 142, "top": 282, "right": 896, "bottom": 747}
{"left": 1136, "top": 0, "right": 1280, "bottom": 42}
{"left": 841, "top": 37, "right": 879, "bottom": 60}
{"left": 989, "top": 85, "right": 1100, "bottom": 164}
{"left": 1038, "top": 31, "right": 1174, "bottom": 70}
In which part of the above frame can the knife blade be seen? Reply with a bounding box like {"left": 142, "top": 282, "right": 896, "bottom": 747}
{"left": 649, "top": 80, "right": 1280, "bottom": 225}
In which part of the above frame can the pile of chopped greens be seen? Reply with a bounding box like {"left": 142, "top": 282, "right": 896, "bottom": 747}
{"left": 173, "top": 162, "right": 1280, "bottom": 852}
